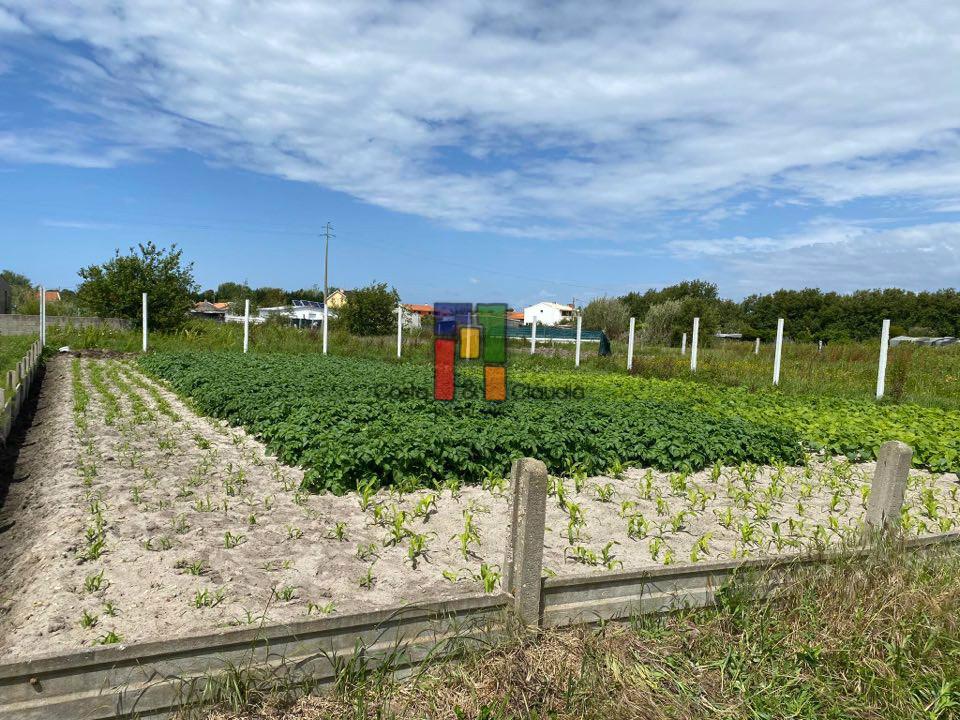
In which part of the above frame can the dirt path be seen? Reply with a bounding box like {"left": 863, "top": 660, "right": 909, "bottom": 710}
{"left": 0, "top": 355, "right": 957, "bottom": 660}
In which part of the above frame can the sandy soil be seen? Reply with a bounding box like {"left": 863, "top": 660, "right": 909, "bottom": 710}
{"left": 0, "top": 355, "right": 957, "bottom": 661}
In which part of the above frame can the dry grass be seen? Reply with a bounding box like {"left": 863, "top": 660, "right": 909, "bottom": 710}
{"left": 200, "top": 542, "right": 960, "bottom": 720}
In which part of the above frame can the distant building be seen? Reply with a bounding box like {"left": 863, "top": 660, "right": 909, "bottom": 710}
{"left": 325, "top": 289, "right": 348, "bottom": 309}
{"left": 37, "top": 289, "right": 61, "bottom": 303}
{"left": 403, "top": 303, "right": 433, "bottom": 318}
{"left": 258, "top": 299, "right": 335, "bottom": 327}
{"left": 191, "top": 301, "right": 232, "bottom": 321}
{"left": 522, "top": 301, "right": 575, "bottom": 326}
{"left": 0, "top": 277, "right": 10, "bottom": 314}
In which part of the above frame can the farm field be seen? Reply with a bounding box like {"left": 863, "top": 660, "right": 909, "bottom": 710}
{"left": 140, "top": 351, "right": 960, "bottom": 492}
{"left": 0, "top": 353, "right": 957, "bottom": 659}
{"left": 47, "top": 320, "right": 960, "bottom": 410}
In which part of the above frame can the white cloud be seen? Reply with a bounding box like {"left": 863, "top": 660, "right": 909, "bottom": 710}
{"left": 679, "top": 221, "right": 960, "bottom": 294}
{"left": 2, "top": 1, "right": 960, "bottom": 242}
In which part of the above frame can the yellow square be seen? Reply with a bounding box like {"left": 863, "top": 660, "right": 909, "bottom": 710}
{"left": 459, "top": 326, "right": 481, "bottom": 359}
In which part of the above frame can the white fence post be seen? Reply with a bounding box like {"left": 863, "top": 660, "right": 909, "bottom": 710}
{"left": 574, "top": 315, "right": 582, "bottom": 367}
{"left": 690, "top": 318, "right": 699, "bottom": 372}
{"left": 754, "top": 337, "right": 760, "bottom": 354}
{"left": 39, "top": 285, "right": 46, "bottom": 346}
{"left": 773, "top": 318, "right": 784, "bottom": 386}
{"left": 396, "top": 303, "right": 403, "bottom": 359}
{"left": 626, "top": 317, "right": 635, "bottom": 371}
{"left": 818, "top": 340, "right": 823, "bottom": 353}
{"left": 681, "top": 332, "right": 687, "bottom": 355}
{"left": 243, "top": 299, "right": 250, "bottom": 353}
{"left": 876, "top": 318, "right": 890, "bottom": 400}
{"left": 530, "top": 318, "right": 537, "bottom": 355}
{"left": 142, "top": 293, "right": 148, "bottom": 353}
{"left": 322, "top": 304, "right": 329, "bottom": 355}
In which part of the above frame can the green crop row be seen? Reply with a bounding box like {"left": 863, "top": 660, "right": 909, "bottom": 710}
{"left": 139, "top": 352, "right": 805, "bottom": 492}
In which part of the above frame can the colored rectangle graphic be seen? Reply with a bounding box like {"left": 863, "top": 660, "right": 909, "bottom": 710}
{"left": 433, "top": 302, "right": 472, "bottom": 339}
{"left": 476, "top": 303, "right": 507, "bottom": 363}
{"left": 484, "top": 365, "right": 506, "bottom": 401}
{"left": 459, "top": 326, "right": 480, "bottom": 359}
{"left": 434, "top": 337, "right": 455, "bottom": 400}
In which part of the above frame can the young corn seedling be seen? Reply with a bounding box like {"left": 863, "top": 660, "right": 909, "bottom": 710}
{"left": 175, "top": 559, "right": 206, "bottom": 576}
{"left": 472, "top": 564, "right": 501, "bottom": 593}
{"left": 599, "top": 541, "right": 622, "bottom": 570}
{"left": 566, "top": 545, "right": 599, "bottom": 566}
{"left": 142, "top": 536, "right": 173, "bottom": 552}
{"left": 406, "top": 532, "right": 433, "bottom": 569}
{"left": 273, "top": 585, "right": 297, "bottom": 602}
{"left": 286, "top": 525, "right": 304, "bottom": 540}
{"left": 669, "top": 472, "right": 688, "bottom": 495}
{"left": 715, "top": 506, "right": 735, "bottom": 529}
{"left": 356, "top": 477, "right": 379, "bottom": 512}
{"left": 193, "top": 587, "right": 226, "bottom": 608}
{"left": 594, "top": 483, "right": 615, "bottom": 503}
{"left": 172, "top": 514, "right": 190, "bottom": 535}
{"left": 689, "top": 532, "right": 713, "bottom": 562}
{"left": 549, "top": 476, "right": 567, "bottom": 508}
{"left": 626, "top": 512, "right": 649, "bottom": 540}
{"left": 79, "top": 610, "right": 98, "bottom": 629}
{"left": 103, "top": 602, "right": 118, "bottom": 617}
{"left": 480, "top": 468, "right": 507, "bottom": 494}
{"left": 619, "top": 500, "right": 637, "bottom": 518}
{"left": 452, "top": 508, "right": 482, "bottom": 559}
{"left": 97, "top": 630, "right": 122, "bottom": 645}
{"left": 607, "top": 458, "right": 625, "bottom": 479}
{"left": 223, "top": 531, "right": 246, "bottom": 549}
{"left": 356, "top": 542, "right": 379, "bottom": 561}
{"left": 385, "top": 508, "right": 410, "bottom": 546}
{"left": 358, "top": 564, "right": 376, "bottom": 589}
{"left": 327, "top": 522, "right": 348, "bottom": 541}
{"left": 637, "top": 470, "right": 655, "bottom": 500}
{"left": 307, "top": 601, "right": 335, "bottom": 616}
{"left": 413, "top": 492, "right": 439, "bottom": 520}
{"left": 84, "top": 569, "right": 107, "bottom": 593}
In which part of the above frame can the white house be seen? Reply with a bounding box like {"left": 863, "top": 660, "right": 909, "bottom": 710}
{"left": 522, "top": 301, "right": 575, "bottom": 326}
{"left": 258, "top": 300, "right": 336, "bottom": 327}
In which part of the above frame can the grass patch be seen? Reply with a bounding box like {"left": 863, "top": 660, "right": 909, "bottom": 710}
{"left": 0, "top": 335, "right": 37, "bottom": 386}
{"left": 200, "top": 543, "right": 960, "bottom": 719}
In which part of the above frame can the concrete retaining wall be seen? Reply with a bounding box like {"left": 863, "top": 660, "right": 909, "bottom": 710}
{"left": 0, "top": 315, "right": 129, "bottom": 336}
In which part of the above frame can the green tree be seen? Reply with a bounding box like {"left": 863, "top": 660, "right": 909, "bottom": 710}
{"left": 76, "top": 242, "right": 197, "bottom": 330}
{"left": 338, "top": 282, "right": 400, "bottom": 335}
{"left": 640, "top": 300, "right": 684, "bottom": 346}
{"left": 582, "top": 297, "right": 630, "bottom": 338}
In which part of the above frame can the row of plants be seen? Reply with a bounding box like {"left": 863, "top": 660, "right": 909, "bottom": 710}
{"left": 137, "top": 352, "right": 796, "bottom": 492}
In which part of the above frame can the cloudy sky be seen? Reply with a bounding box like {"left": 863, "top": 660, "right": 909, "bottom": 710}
{"left": 1, "top": 1, "right": 959, "bottom": 305}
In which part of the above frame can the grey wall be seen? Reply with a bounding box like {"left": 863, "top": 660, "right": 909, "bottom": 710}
{"left": 0, "top": 314, "right": 129, "bottom": 336}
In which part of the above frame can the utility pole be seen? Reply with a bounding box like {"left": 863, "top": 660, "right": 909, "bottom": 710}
{"left": 322, "top": 222, "right": 334, "bottom": 305}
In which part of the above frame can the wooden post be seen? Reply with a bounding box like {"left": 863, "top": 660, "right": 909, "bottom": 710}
{"left": 574, "top": 315, "right": 582, "bottom": 368}
{"left": 142, "top": 293, "right": 148, "bottom": 353}
{"left": 876, "top": 319, "right": 890, "bottom": 400}
{"left": 773, "top": 318, "right": 784, "bottom": 386}
{"left": 626, "top": 317, "right": 635, "bottom": 371}
{"left": 503, "top": 458, "right": 547, "bottom": 628}
{"left": 866, "top": 441, "right": 912, "bottom": 531}
{"left": 690, "top": 318, "right": 699, "bottom": 372}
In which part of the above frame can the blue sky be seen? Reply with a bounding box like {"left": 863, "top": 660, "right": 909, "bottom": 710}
{"left": 1, "top": 2, "right": 959, "bottom": 308}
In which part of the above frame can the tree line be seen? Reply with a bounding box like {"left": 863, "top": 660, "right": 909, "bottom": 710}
{"left": 4, "top": 244, "right": 958, "bottom": 342}
{"left": 582, "top": 280, "right": 960, "bottom": 343}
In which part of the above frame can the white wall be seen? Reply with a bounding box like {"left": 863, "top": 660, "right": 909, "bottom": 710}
{"left": 523, "top": 303, "right": 570, "bottom": 326}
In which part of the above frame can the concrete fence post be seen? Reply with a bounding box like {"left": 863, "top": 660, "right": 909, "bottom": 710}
{"left": 866, "top": 441, "right": 913, "bottom": 531}
{"left": 626, "top": 317, "right": 635, "bottom": 371}
{"left": 243, "top": 299, "right": 251, "bottom": 354}
{"left": 754, "top": 337, "right": 760, "bottom": 354}
{"left": 0, "top": 388, "right": 7, "bottom": 443}
{"left": 681, "top": 332, "right": 687, "bottom": 355}
{"left": 322, "top": 304, "right": 329, "bottom": 355}
{"left": 142, "top": 293, "right": 148, "bottom": 353}
{"left": 396, "top": 303, "right": 403, "bottom": 359}
{"left": 574, "top": 315, "right": 582, "bottom": 367}
{"left": 876, "top": 319, "right": 890, "bottom": 400}
{"left": 690, "top": 318, "right": 699, "bottom": 372}
{"left": 503, "top": 457, "right": 547, "bottom": 628}
{"left": 530, "top": 318, "right": 538, "bottom": 355}
{"left": 773, "top": 318, "right": 784, "bottom": 386}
